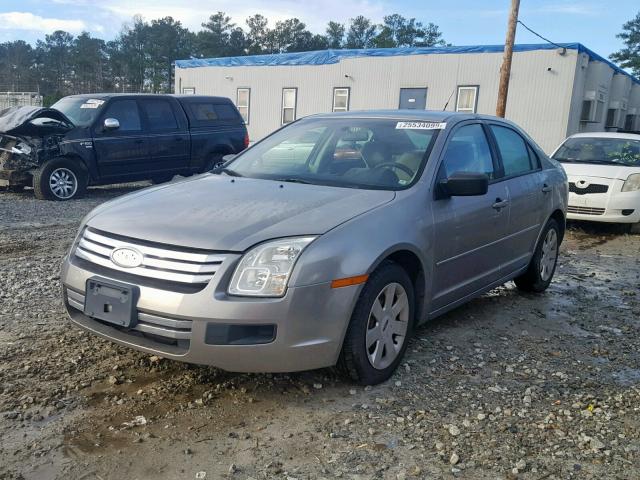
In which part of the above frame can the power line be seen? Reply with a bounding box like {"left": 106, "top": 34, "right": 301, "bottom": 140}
{"left": 517, "top": 20, "right": 567, "bottom": 53}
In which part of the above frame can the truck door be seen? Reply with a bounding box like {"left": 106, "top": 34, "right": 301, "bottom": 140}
{"left": 139, "top": 98, "right": 190, "bottom": 173}
{"left": 92, "top": 99, "right": 150, "bottom": 179}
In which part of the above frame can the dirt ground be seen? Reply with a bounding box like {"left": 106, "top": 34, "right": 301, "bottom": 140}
{"left": 0, "top": 185, "right": 639, "bottom": 480}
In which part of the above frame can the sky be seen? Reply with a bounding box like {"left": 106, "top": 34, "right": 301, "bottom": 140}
{"left": 0, "top": 0, "right": 637, "bottom": 62}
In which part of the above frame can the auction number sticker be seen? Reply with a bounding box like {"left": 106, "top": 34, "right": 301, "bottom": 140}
{"left": 80, "top": 99, "right": 105, "bottom": 109}
{"left": 396, "top": 121, "right": 446, "bottom": 130}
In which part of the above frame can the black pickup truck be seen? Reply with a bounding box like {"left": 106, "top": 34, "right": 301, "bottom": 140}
{"left": 0, "top": 94, "right": 248, "bottom": 200}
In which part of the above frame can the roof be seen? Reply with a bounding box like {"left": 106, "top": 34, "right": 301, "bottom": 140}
{"left": 175, "top": 43, "right": 639, "bottom": 85}
{"left": 568, "top": 132, "right": 640, "bottom": 140}
{"left": 308, "top": 109, "right": 467, "bottom": 121}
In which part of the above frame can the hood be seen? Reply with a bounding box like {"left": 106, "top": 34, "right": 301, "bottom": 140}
{"left": 86, "top": 174, "right": 396, "bottom": 251}
{"left": 0, "top": 106, "right": 74, "bottom": 135}
{"left": 560, "top": 162, "right": 640, "bottom": 181}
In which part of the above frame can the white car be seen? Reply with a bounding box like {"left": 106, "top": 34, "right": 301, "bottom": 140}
{"left": 551, "top": 132, "right": 640, "bottom": 233}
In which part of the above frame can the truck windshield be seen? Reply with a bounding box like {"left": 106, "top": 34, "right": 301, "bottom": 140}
{"left": 51, "top": 97, "right": 106, "bottom": 128}
{"left": 226, "top": 118, "right": 439, "bottom": 190}
{"left": 553, "top": 137, "right": 640, "bottom": 166}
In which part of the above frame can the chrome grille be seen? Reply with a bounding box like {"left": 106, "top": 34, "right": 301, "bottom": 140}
{"left": 567, "top": 205, "right": 606, "bottom": 216}
{"left": 66, "top": 289, "right": 192, "bottom": 341}
{"left": 74, "top": 228, "right": 225, "bottom": 285}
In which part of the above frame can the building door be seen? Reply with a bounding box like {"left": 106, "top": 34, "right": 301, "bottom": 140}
{"left": 399, "top": 88, "right": 427, "bottom": 110}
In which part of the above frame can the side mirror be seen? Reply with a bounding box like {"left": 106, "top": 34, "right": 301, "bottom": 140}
{"left": 438, "top": 172, "right": 489, "bottom": 198}
{"left": 103, "top": 118, "right": 120, "bottom": 131}
{"left": 222, "top": 154, "right": 236, "bottom": 163}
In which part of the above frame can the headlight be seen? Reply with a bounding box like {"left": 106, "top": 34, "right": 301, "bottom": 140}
{"left": 622, "top": 173, "right": 640, "bottom": 192}
{"left": 228, "top": 237, "right": 316, "bottom": 297}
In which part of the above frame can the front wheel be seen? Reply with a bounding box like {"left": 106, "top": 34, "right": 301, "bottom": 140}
{"left": 338, "top": 262, "right": 414, "bottom": 385}
{"left": 514, "top": 218, "right": 560, "bottom": 292}
{"left": 33, "top": 157, "right": 87, "bottom": 200}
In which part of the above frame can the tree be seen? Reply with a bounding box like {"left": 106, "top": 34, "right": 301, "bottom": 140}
{"left": 146, "top": 17, "right": 194, "bottom": 92}
{"left": 373, "top": 14, "right": 446, "bottom": 48}
{"left": 198, "top": 12, "right": 244, "bottom": 57}
{"left": 267, "top": 18, "right": 320, "bottom": 53}
{"left": 115, "top": 16, "right": 149, "bottom": 92}
{"left": 72, "top": 32, "right": 107, "bottom": 93}
{"left": 610, "top": 11, "right": 640, "bottom": 76}
{"left": 345, "top": 16, "right": 377, "bottom": 49}
{"left": 35, "top": 30, "right": 74, "bottom": 97}
{"left": 245, "top": 14, "right": 270, "bottom": 54}
{"left": 0, "top": 41, "right": 37, "bottom": 91}
{"left": 326, "top": 21, "right": 345, "bottom": 49}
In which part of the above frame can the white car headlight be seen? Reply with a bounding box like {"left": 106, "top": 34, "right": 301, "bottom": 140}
{"left": 622, "top": 173, "right": 640, "bottom": 192}
{"left": 228, "top": 237, "right": 316, "bottom": 297}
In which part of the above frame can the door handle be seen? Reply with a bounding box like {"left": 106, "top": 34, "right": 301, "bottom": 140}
{"left": 542, "top": 184, "right": 552, "bottom": 193}
{"left": 492, "top": 198, "right": 509, "bottom": 210}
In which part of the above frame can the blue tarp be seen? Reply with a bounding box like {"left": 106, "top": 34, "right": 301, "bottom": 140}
{"left": 175, "top": 43, "right": 639, "bottom": 85}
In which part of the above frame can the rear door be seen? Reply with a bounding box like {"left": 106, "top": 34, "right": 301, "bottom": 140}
{"left": 92, "top": 99, "right": 150, "bottom": 179}
{"left": 487, "top": 124, "right": 546, "bottom": 274}
{"left": 431, "top": 122, "right": 509, "bottom": 311}
{"left": 139, "top": 98, "right": 190, "bottom": 173}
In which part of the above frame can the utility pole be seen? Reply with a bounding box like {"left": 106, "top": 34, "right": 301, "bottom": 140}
{"left": 496, "top": 0, "right": 520, "bottom": 118}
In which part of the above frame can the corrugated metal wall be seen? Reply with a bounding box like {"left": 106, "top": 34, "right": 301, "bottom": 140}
{"left": 176, "top": 49, "right": 579, "bottom": 153}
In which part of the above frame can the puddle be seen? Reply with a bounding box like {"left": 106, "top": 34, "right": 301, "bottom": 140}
{"left": 611, "top": 367, "right": 640, "bottom": 386}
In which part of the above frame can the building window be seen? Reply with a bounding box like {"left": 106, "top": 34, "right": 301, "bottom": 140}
{"left": 236, "top": 88, "right": 250, "bottom": 124}
{"left": 182, "top": 87, "right": 195, "bottom": 94}
{"left": 456, "top": 86, "right": 478, "bottom": 113}
{"left": 282, "top": 88, "right": 297, "bottom": 124}
{"left": 333, "top": 87, "right": 350, "bottom": 112}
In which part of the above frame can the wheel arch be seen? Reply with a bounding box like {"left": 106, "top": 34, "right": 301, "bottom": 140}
{"left": 549, "top": 209, "right": 566, "bottom": 242}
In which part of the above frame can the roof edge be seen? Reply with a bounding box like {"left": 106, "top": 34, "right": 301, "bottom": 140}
{"left": 175, "top": 43, "right": 639, "bottom": 85}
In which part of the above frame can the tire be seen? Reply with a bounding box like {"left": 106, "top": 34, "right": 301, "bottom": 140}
{"left": 514, "top": 218, "right": 560, "bottom": 293}
{"left": 338, "top": 262, "right": 415, "bottom": 385}
{"left": 628, "top": 222, "right": 640, "bottom": 235}
{"left": 202, "top": 153, "right": 227, "bottom": 173}
{"left": 33, "top": 157, "right": 87, "bottom": 201}
{"left": 151, "top": 174, "right": 175, "bottom": 185}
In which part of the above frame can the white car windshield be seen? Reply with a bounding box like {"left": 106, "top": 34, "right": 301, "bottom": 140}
{"left": 553, "top": 137, "right": 640, "bottom": 166}
{"left": 224, "top": 118, "right": 439, "bottom": 190}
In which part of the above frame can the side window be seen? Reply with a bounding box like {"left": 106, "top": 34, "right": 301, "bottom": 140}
{"left": 101, "top": 100, "right": 141, "bottom": 132}
{"left": 140, "top": 99, "right": 178, "bottom": 131}
{"left": 490, "top": 125, "right": 534, "bottom": 177}
{"left": 189, "top": 102, "right": 218, "bottom": 121}
{"left": 440, "top": 124, "right": 495, "bottom": 179}
{"left": 214, "top": 104, "right": 241, "bottom": 121}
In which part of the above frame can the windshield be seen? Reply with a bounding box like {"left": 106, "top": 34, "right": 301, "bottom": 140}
{"left": 553, "top": 137, "right": 640, "bottom": 166}
{"left": 226, "top": 118, "right": 439, "bottom": 190}
{"left": 51, "top": 97, "right": 106, "bottom": 127}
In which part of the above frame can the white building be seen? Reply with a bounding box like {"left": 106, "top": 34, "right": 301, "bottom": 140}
{"left": 175, "top": 43, "right": 640, "bottom": 153}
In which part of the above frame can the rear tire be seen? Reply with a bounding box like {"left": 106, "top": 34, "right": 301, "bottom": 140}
{"left": 514, "top": 218, "right": 560, "bottom": 293}
{"left": 338, "top": 262, "right": 414, "bottom": 385}
{"left": 33, "top": 157, "right": 87, "bottom": 201}
{"left": 150, "top": 174, "right": 175, "bottom": 185}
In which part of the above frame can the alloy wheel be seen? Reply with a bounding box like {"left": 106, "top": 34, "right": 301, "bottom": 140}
{"left": 49, "top": 168, "right": 78, "bottom": 199}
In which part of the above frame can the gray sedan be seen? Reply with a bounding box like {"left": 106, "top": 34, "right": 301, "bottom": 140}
{"left": 61, "top": 111, "right": 568, "bottom": 384}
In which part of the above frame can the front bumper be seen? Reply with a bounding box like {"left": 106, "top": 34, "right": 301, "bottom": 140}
{"left": 566, "top": 176, "right": 640, "bottom": 224}
{"left": 61, "top": 253, "right": 359, "bottom": 373}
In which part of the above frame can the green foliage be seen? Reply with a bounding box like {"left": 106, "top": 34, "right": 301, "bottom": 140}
{"left": 0, "top": 12, "right": 447, "bottom": 97}
{"left": 610, "top": 11, "right": 640, "bottom": 77}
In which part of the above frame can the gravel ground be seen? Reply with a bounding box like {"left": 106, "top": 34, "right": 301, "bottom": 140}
{"left": 1, "top": 186, "right": 639, "bottom": 480}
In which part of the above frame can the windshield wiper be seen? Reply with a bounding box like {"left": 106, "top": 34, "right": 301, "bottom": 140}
{"left": 214, "top": 167, "right": 243, "bottom": 177}
{"left": 274, "top": 177, "right": 313, "bottom": 185}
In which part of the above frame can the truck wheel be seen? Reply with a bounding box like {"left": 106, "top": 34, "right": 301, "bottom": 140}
{"left": 514, "top": 218, "right": 560, "bottom": 293}
{"left": 151, "top": 174, "right": 175, "bottom": 184}
{"left": 33, "top": 157, "right": 87, "bottom": 201}
{"left": 338, "top": 262, "right": 414, "bottom": 385}
{"left": 202, "top": 153, "right": 226, "bottom": 173}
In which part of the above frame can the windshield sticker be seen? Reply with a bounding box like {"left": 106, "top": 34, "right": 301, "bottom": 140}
{"left": 80, "top": 99, "right": 105, "bottom": 109}
{"left": 396, "top": 121, "right": 446, "bottom": 130}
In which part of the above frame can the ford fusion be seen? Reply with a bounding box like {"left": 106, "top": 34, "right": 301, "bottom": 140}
{"left": 552, "top": 132, "right": 640, "bottom": 233}
{"left": 61, "top": 111, "right": 568, "bottom": 384}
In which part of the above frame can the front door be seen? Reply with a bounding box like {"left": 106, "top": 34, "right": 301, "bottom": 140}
{"left": 431, "top": 123, "right": 509, "bottom": 311}
{"left": 399, "top": 88, "right": 427, "bottom": 110}
{"left": 92, "top": 99, "right": 150, "bottom": 179}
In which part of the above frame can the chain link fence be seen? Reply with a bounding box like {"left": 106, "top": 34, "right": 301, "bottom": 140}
{"left": 0, "top": 92, "right": 43, "bottom": 109}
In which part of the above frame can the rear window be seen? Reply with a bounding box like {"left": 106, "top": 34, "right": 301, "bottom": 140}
{"left": 186, "top": 101, "right": 240, "bottom": 125}
{"left": 140, "top": 99, "right": 178, "bottom": 130}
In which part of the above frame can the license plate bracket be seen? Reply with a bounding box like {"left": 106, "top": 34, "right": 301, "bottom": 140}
{"left": 84, "top": 277, "right": 138, "bottom": 328}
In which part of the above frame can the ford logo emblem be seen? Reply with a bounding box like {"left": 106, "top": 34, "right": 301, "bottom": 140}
{"left": 111, "top": 247, "right": 144, "bottom": 268}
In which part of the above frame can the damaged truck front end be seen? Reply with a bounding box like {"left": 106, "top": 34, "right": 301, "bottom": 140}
{"left": 0, "top": 106, "right": 73, "bottom": 191}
